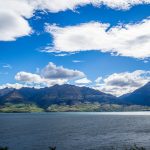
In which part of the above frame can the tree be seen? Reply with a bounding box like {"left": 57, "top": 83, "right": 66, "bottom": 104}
{"left": 49, "top": 146, "right": 56, "bottom": 150}
{"left": 0, "top": 147, "right": 8, "bottom": 150}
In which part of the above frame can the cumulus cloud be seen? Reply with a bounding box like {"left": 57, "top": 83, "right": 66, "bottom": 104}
{"left": 0, "top": 9, "right": 32, "bottom": 41}
{"left": 14, "top": 62, "right": 85, "bottom": 87}
{"left": 31, "top": 0, "right": 149, "bottom": 12}
{"left": 15, "top": 71, "right": 67, "bottom": 87}
{"left": 1, "top": 0, "right": 150, "bottom": 41}
{"left": 41, "top": 62, "right": 85, "bottom": 79}
{"left": 15, "top": 72, "right": 44, "bottom": 83}
{"left": 94, "top": 70, "right": 150, "bottom": 96}
{"left": 2, "top": 0, "right": 149, "bottom": 14}
{"left": 75, "top": 77, "right": 92, "bottom": 84}
{"left": 0, "top": 0, "right": 34, "bottom": 41}
{"left": 46, "top": 18, "right": 150, "bottom": 59}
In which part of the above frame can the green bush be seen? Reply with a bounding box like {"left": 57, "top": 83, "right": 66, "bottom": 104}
{"left": 0, "top": 147, "right": 8, "bottom": 150}
{"left": 0, "top": 145, "right": 146, "bottom": 150}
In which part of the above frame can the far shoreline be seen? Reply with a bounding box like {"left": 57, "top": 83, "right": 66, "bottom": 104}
{"left": 1, "top": 111, "right": 150, "bottom": 115}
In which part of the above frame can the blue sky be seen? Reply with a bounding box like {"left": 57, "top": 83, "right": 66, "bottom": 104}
{"left": 0, "top": 0, "right": 150, "bottom": 96}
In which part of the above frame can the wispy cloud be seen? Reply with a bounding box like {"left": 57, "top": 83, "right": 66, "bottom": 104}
{"left": 72, "top": 60, "right": 84, "bottom": 63}
{"left": 2, "top": 64, "right": 12, "bottom": 69}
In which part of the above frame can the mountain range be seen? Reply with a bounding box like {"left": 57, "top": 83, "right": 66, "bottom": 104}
{"left": 120, "top": 82, "right": 150, "bottom": 106}
{"left": 0, "top": 84, "right": 116, "bottom": 106}
{"left": 1, "top": 82, "right": 150, "bottom": 112}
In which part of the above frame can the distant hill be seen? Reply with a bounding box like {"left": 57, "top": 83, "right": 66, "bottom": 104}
{"left": 120, "top": 82, "right": 150, "bottom": 106}
{"left": 0, "top": 84, "right": 117, "bottom": 108}
{"left": 2, "top": 83, "right": 150, "bottom": 112}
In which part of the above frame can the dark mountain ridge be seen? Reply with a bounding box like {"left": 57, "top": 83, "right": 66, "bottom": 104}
{"left": 1, "top": 82, "right": 150, "bottom": 112}
{"left": 120, "top": 82, "right": 150, "bottom": 106}
{"left": 0, "top": 84, "right": 117, "bottom": 108}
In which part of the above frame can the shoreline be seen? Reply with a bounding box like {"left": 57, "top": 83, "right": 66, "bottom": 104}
{"left": 1, "top": 111, "right": 150, "bottom": 115}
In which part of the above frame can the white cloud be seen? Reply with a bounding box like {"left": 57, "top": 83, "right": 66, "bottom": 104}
{"left": 54, "top": 53, "right": 68, "bottom": 57}
{"left": 95, "top": 76, "right": 102, "bottom": 83}
{"left": 0, "top": 83, "right": 29, "bottom": 89}
{"left": 41, "top": 62, "right": 85, "bottom": 79}
{"left": 1, "top": 0, "right": 150, "bottom": 41}
{"left": 15, "top": 71, "right": 68, "bottom": 87}
{"left": 15, "top": 72, "right": 44, "bottom": 83}
{"left": 94, "top": 70, "right": 150, "bottom": 96}
{"left": 0, "top": 9, "right": 32, "bottom": 41}
{"left": 46, "top": 18, "right": 150, "bottom": 59}
{"left": 96, "top": 0, "right": 150, "bottom": 10}
{"left": 72, "top": 60, "right": 83, "bottom": 63}
{"left": 2, "top": 64, "right": 12, "bottom": 69}
{"left": 75, "top": 77, "right": 92, "bottom": 84}
{"left": 32, "top": 0, "right": 150, "bottom": 11}
{"left": 14, "top": 62, "right": 85, "bottom": 87}
{"left": 0, "top": 83, "right": 46, "bottom": 89}
{"left": 2, "top": 0, "right": 148, "bottom": 14}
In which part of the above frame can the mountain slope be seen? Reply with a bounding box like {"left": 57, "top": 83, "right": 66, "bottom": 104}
{"left": 120, "top": 82, "right": 150, "bottom": 106}
{"left": 0, "top": 84, "right": 117, "bottom": 108}
{"left": 2, "top": 83, "right": 150, "bottom": 112}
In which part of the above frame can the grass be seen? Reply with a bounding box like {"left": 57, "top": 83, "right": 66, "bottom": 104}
{"left": 1, "top": 103, "right": 150, "bottom": 112}
{"left": 47, "top": 103, "right": 150, "bottom": 112}
{"left": 47, "top": 103, "right": 101, "bottom": 112}
{"left": 0, "top": 103, "right": 44, "bottom": 113}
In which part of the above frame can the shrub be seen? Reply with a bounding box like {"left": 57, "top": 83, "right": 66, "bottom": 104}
{"left": 0, "top": 147, "right": 8, "bottom": 150}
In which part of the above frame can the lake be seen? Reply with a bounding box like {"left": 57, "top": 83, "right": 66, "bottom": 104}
{"left": 1, "top": 112, "right": 150, "bottom": 150}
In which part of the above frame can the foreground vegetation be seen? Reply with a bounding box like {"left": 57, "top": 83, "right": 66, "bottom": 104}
{"left": 0, "top": 145, "right": 147, "bottom": 150}
{"left": 1, "top": 103, "right": 150, "bottom": 113}
{"left": 47, "top": 103, "right": 150, "bottom": 112}
{"left": 0, "top": 103, "right": 44, "bottom": 113}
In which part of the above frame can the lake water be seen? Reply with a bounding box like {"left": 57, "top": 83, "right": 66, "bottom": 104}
{"left": 1, "top": 112, "right": 150, "bottom": 150}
